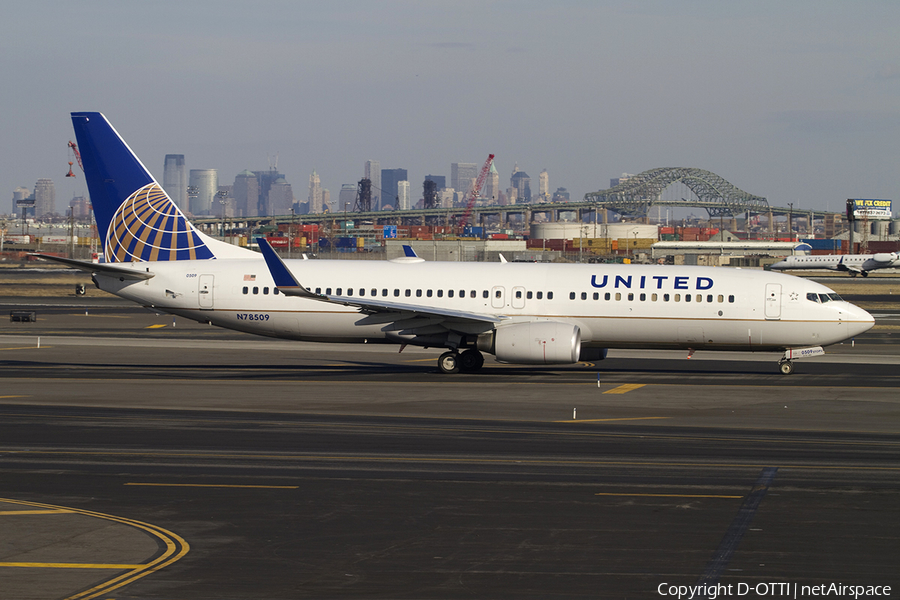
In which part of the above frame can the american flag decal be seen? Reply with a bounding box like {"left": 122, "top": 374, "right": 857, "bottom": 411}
{"left": 244, "top": 274, "right": 256, "bottom": 281}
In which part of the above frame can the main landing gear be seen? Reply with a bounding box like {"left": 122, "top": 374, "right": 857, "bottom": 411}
{"left": 437, "top": 349, "right": 485, "bottom": 374}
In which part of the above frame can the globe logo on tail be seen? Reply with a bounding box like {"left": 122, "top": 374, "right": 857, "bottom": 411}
{"left": 106, "top": 183, "right": 213, "bottom": 262}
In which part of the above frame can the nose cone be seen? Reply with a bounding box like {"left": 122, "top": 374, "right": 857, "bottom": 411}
{"left": 844, "top": 303, "right": 875, "bottom": 337}
{"left": 770, "top": 259, "right": 788, "bottom": 270}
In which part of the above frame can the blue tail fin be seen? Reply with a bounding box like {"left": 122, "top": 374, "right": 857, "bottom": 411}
{"left": 71, "top": 112, "right": 216, "bottom": 262}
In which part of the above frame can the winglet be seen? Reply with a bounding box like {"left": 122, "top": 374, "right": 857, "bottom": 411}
{"left": 256, "top": 238, "right": 319, "bottom": 298}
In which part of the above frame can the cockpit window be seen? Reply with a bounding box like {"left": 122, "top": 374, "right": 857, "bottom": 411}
{"left": 807, "top": 293, "right": 820, "bottom": 303}
{"left": 818, "top": 293, "right": 842, "bottom": 303}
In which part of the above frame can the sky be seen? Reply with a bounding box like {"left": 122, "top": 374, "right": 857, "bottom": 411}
{"left": 3, "top": 0, "right": 899, "bottom": 217}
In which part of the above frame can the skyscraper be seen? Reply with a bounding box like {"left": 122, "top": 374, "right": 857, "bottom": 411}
{"left": 269, "top": 178, "right": 294, "bottom": 215}
{"left": 510, "top": 169, "right": 531, "bottom": 203}
{"left": 253, "top": 169, "right": 285, "bottom": 216}
{"left": 233, "top": 170, "right": 259, "bottom": 217}
{"left": 188, "top": 169, "right": 217, "bottom": 215}
{"left": 425, "top": 175, "right": 446, "bottom": 189}
{"left": 339, "top": 184, "right": 357, "bottom": 214}
{"left": 308, "top": 170, "right": 323, "bottom": 214}
{"left": 397, "top": 180, "right": 410, "bottom": 210}
{"left": 483, "top": 163, "right": 500, "bottom": 204}
{"left": 34, "top": 178, "right": 56, "bottom": 217}
{"left": 12, "top": 186, "right": 29, "bottom": 215}
{"left": 163, "top": 154, "right": 187, "bottom": 209}
{"left": 380, "top": 168, "right": 407, "bottom": 210}
{"left": 539, "top": 169, "right": 549, "bottom": 202}
{"left": 365, "top": 160, "right": 380, "bottom": 210}
{"left": 451, "top": 162, "right": 478, "bottom": 195}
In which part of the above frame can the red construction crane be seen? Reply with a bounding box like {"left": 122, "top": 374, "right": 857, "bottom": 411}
{"left": 460, "top": 153, "right": 494, "bottom": 229}
{"left": 66, "top": 140, "right": 84, "bottom": 177}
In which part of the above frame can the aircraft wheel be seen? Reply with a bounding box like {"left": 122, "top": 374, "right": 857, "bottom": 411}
{"left": 779, "top": 360, "right": 794, "bottom": 375}
{"left": 459, "top": 349, "right": 484, "bottom": 373}
{"left": 850, "top": 272, "right": 857, "bottom": 277}
{"left": 438, "top": 351, "right": 460, "bottom": 374}
{"left": 861, "top": 271, "right": 869, "bottom": 277}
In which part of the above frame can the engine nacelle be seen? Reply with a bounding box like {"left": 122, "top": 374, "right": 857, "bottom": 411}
{"left": 872, "top": 252, "right": 897, "bottom": 264}
{"left": 478, "top": 321, "right": 581, "bottom": 364}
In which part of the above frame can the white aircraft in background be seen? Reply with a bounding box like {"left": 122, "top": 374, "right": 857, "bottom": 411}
{"left": 771, "top": 253, "right": 900, "bottom": 277}
{"left": 35, "top": 112, "right": 874, "bottom": 375}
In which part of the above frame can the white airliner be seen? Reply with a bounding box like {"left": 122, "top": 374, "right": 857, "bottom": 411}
{"left": 771, "top": 253, "right": 900, "bottom": 277}
{"left": 37, "top": 112, "right": 874, "bottom": 375}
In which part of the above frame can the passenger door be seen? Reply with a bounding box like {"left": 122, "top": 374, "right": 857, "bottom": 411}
{"left": 764, "top": 283, "right": 781, "bottom": 319}
{"left": 199, "top": 274, "right": 214, "bottom": 309}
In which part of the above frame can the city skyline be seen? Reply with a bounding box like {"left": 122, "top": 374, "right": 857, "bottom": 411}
{"left": 3, "top": 2, "right": 898, "bottom": 219}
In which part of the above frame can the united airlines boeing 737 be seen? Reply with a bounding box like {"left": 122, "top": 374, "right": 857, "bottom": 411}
{"left": 771, "top": 253, "right": 900, "bottom": 277}
{"left": 36, "top": 112, "right": 874, "bottom": 375}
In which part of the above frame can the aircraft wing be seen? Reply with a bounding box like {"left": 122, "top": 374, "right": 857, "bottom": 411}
{"left": 257, "top": 239, "right": 503, "bottom": 336}
{"left": 30, "top": 253, "right": 155, "bottom": 280}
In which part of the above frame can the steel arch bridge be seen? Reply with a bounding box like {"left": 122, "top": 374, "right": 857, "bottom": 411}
{"left": 584, "top": 167, "right": 769, "bottom": 218}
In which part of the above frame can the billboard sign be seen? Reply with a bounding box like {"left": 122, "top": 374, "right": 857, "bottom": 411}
{"left": 383, "top": 225, "right": 397, "bottom": 239}
{"left": 847, "top": 198, "right": 892, "bottom": 221}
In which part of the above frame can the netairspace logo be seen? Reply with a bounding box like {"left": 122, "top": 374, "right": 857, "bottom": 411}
{"left": 657, "top": 582, "right": 892, "bottom": 599}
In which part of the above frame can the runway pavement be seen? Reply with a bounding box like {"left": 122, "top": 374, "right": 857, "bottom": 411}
{"left": 1, "top": 298, "right": 899, "bottom": 599}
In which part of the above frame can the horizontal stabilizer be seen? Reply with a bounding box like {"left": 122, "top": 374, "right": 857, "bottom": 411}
{"left": 31, "top": 253, "right": 155, "bottom": 280}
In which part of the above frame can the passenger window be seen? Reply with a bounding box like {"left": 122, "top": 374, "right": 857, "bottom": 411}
{"left": 685, "top": 294, "right": 691, "bottom": 302}
{"left": 593, "top": 292, "right": 599, "bottom": 300}
{"left": 537, "top": 291, "right": 543, "bottom": 299}
{"left": 371, "top": 288, "right": 377, "bottom": 296}
{"left": 459, "top": 290, "right": 465, "bottom": 297}
{"left": 437, "top": 290, "right": 443, "bottom": 297}
{"left": 263, "top": 287, "right": 269, "bottom": 295}
{"left": 359, "top": 289, "right": 365, "bottom": 296}
{"left": 405, "top": 289, "right": 411, "bottom": 297}
{"left": 326, "top": 287, "right": 332, "bottom": 295}
{"left": 426, "top": 290, "right": 432, "bottom": 297}
{"left": 516, "top": 290, "right": 522, "bottom": 299}
{"left": 615, "top": 292, "right": 621, "bottom": 301}
{"left": 604, "top": 292, "right": 611, "bottom": 300}
{"left": 640, "top": 293, "right": 646, "bottom": 301}
{"left": 728, "top": 295, "right": 735, "bottom": 303}
{"left": 242, "top": 286, "right": 248, "bottom": 294}
{"left": 382, "top": 289, "right": 388, "bottom": 296}
{"left": 337, "top": 288, "right": 343, "bottom": 295}
{"left": 581, "top": 292, "right": 587, "bottom": 300}
{"left": 717, "top": 295, "right": 724, "bottom": 303}
{"left": 483, "top": 290, "right": 489, "bottom": 299}
{"left": 651, "top": 293, "right": 657, "bottom": 301}
{"left": 274, "top": 288, "right": 279, "bottom": 295}
{"left": 548, "top": 292, "right": 553, "bottom": 300}
{"left": 448, "top": 290, "right": 454, "bottom": 298}
{"left": 253, "top": 286, "right": 259, "bottom": 295}
{"left": 316, "top": 287, "right": 322, "bottom": 294}
{"left": 696, "top": 294, "right": 702, "bottom": 302}
{"left": 527, "top": 291, "right": 533, "bottom": 300}
{"left": 393, "top": 289, "right": 399, "bottom": 297}
{"left": 707, "top": 295, "right": 713, "bottom": 303}
{"left": 415, "top": 289, "right": 422, "bottom": 297}
{"left": 347, "top": 289, "right": 353, "bottom": 296}
{"left": 627, "top": 293, "right": 634, "bottom": 301}
{"left": 674, "top": 294, "right": 680, "bottom": 302}
{"left": 471, "top": 291, "right": 477, "bottom": 298}
{"left": 570, "top": 292, "right": 576, "bottom": 300}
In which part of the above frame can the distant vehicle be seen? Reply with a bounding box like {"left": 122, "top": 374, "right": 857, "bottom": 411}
{"left": 771, "top": 253, "right": 900, "bottom": 277}
{"left": 33, "top": 112, "right": 875, "bottom": 376}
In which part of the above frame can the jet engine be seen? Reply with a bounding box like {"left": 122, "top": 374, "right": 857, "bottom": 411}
{"left": 872, "top": 252, "right": 897, "bottom": 263}
{"left": 478, "top": 321, "right": 581, "bottom": 364}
